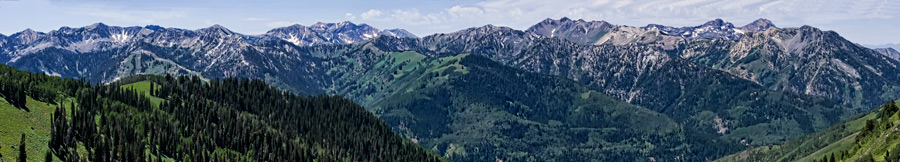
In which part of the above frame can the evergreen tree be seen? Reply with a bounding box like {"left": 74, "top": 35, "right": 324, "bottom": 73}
{"left": 19, "top": 133, "right": 26, "bottom": 162}
{"left": 45, "top": 150, "right": 53, "bottom": 162}
{"left": 150, "top": 82, "right": 155, "bottom": 96}
{"left": 889, "top": 144, "right": 900, "bottom": 162}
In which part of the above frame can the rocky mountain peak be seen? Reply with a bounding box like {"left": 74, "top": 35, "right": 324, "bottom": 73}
{"left": 739, "top": 18, "right": 777, "bottom": 32}
{"left": 206, "top": 24, "right": 229, "bottom": 30}
{"left": 380, "top": 29, "right": 417, "bottom": 38}
{"left": 642, "top": 18, "right": 742, "bottom": 40}
{"left": 874, "top": 48, "right": 900, "bottom": 61}
{"left": 701, "top": 18, "right": 732, "bottom": 28}
{"left": 20, "top": 28, "right": 38, "bottom": 36}
{"left": 525, "top": 17, "right": 613, "bottom": 44}
{"left": 199, "top": 24, "right": 235, "bottom": 35}
{"left": 456, "top": 24, "right": 521, "bottom": 35}
{"left": 263, "top": 21, "right": 383, "bottom": 46}
{"left": 12, "top": 28, "right": 43, "bottom": 44}
{"left": 530, "top": 17, "right": 610, "bottom": 29}
{"left": 85, "top": 22, "right": 110, "bottom": 31}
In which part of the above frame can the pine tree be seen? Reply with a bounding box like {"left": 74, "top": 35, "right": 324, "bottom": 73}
{"left": 150, "top": 82, "right": 155, "bottom": 96}
{"left": 19, "top": 133, "right": 27, "bottom": 162}
{"left": 889, "top": 144, "right": 900, "bottom": 162}
{"left": 45, "top": 150, "right": 53, "bottom": 162}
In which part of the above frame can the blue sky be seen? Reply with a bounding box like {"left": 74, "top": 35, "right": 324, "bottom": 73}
{"left": 1, "top": 0, "right": 898, "bottom": 45}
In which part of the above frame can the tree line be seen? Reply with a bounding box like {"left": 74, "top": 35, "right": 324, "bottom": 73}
{"left": 0, "top": 63, "right": 445, "bottom": 161}
{"left": 47, "top": 74, "right": 446, "bottom": 162}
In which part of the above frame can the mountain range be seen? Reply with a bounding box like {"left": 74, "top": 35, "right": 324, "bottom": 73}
{"left": 1, "top": 18, "right": 899, "bottom": 161}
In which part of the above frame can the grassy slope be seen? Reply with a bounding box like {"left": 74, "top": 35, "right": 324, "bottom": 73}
{"left": 0, "top": 81, "right": 160, "bottom": 162}
{"left": 120, "top": 81, "right": 164, "bottom": 107}
{"left": 717, "top": 100, "right": 898, "bottom": 162}
{"left": 0, "top": 96, "right": 74, "bottom": 162}
{"left": 118, "top": 81, "right": 175, "bottom": 161}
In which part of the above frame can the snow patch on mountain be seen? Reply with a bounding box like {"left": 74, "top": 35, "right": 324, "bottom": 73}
{"left": 112, "top": 31, "right": 130, "bottom": 43}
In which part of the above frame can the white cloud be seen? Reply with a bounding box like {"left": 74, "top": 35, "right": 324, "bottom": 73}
{"left": 360, "top": 9, "right": 384, "bottom": 20}
{"left": 446, "top": 6, "right": 485, "bottom": 18}
{"left": 345, "top": 13, "right": 356, "bottom": 20}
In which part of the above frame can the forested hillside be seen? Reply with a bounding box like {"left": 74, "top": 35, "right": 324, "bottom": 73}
{"left": 364, "top": 53, "right": 683, "bottom": 161}
{"left": 718, "top": 100, "right": 900, "bottom": 162}
{"left": 0, "top": 64, "right": 86, "bottom": 162}
{"left": 0, "top": 64, "right": 445, "bottom": 161}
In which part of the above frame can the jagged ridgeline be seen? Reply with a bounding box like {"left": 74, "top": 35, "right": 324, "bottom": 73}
{"left": 0, "top": 64, "right": 446, "bottom": 161}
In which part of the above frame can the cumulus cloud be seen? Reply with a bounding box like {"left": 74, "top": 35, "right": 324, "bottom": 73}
{"left": 345, "top": 13, "right": 356, "bottom": 20}
{"left": 446, "top": 6, "right": 485, "bottom": 18}
{"left": 360, "top": 9, "right": 384, "bottom": 20}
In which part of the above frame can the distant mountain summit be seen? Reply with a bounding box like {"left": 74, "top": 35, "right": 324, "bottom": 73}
{"left": 526, "top": 17, "right": 613, "bottom": 44}
{"left": 198, "top": 24, "right": 236, "bottom": 35}
{"left": 526, "top": 17, "right": 900, "bottom": 110}
{"left": 739, "top": 18, "right": 777, "bottom": 32}
{"left": 527, "top": 18, "right": 779, "bottom": 46}
{"left": 645, "top": 18, "right": 777, "bottom": 40}
{"left": 875, "top": 48, "right": 900, "bottom": 61}
{"left": 380, "top": 29, "right": 417, "bottom": 38}
{"left": 645, "top": 18, "right": 740, "bottom": 40}
{"left": 680, "top": 25, "right": 900, "bottom": 110}
{"left": 10, "top": 28, "right": 45, "bottom": 45}
{"left": 265, "top": 21, "right": 407, "bottom": 46}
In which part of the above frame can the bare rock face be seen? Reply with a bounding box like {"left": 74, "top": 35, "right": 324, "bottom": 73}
{"left": 680, "top": 26, "right": 900, "bottom": 109}
{"left": 874, "top": 48, "right": 900, "bottom": 61}
{"left": 644, "top": 18, "right": 777, "bottom": 40}
{"left": 380, "top": 29, "right": 417, "bottom": 38}
{"left": 595, "top": 26, "right": 685, "bottom": 50}
{"left": 535, "top": 17, "right": 900, "bottom": 111}
{"left": 526, "top": 17, "right": 614, "bottom": 45}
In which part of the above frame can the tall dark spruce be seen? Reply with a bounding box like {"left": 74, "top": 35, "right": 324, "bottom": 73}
{"left": 18, "top": 134, "right": 26, "bottom": 162}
